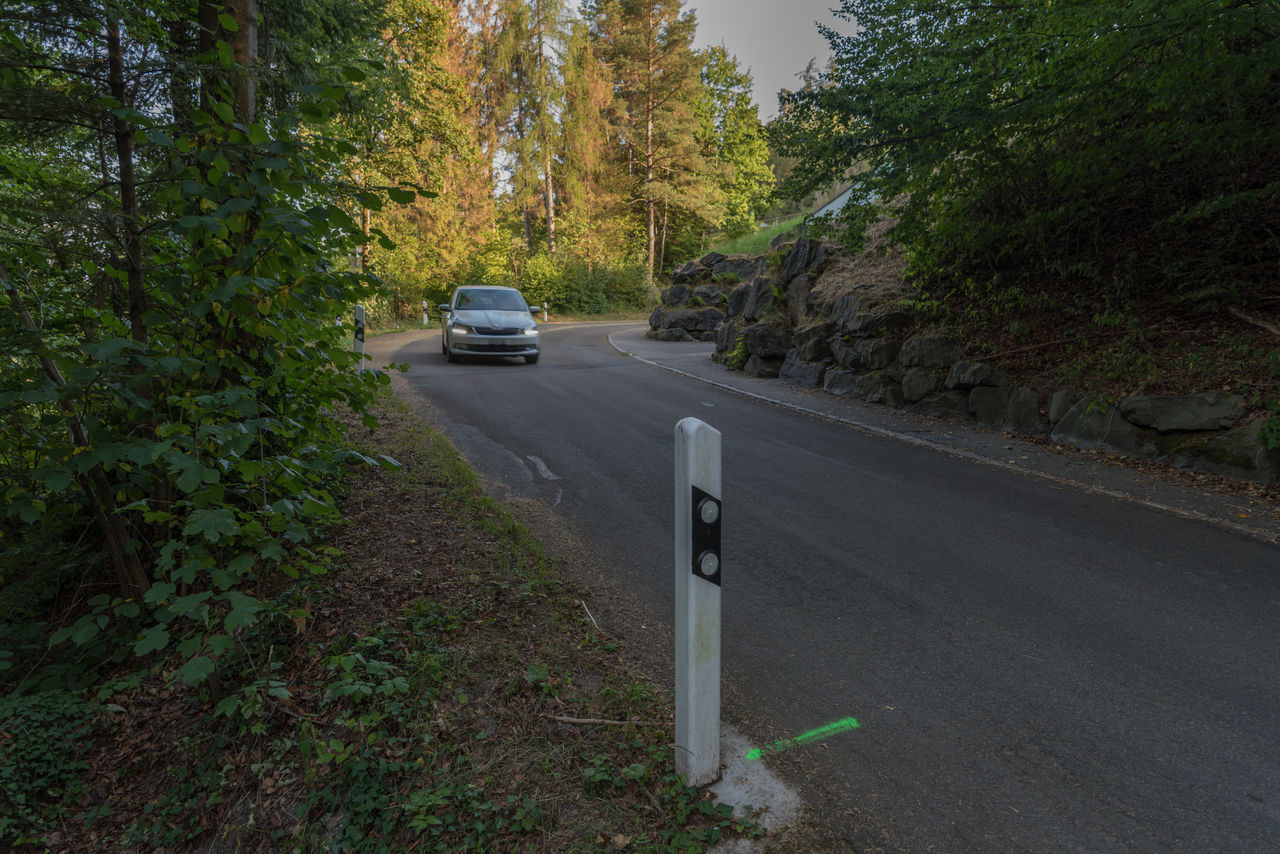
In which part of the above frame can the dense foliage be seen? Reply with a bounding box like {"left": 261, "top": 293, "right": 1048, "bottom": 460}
{"left": 771, "top": 0, "right": 1280, "bottom": 304}
{"left": 432, "top": 0, "right": 775, "bottom": 308}
{"left": 1, "top": 0, "right": 778, "bottom": 738}
{"left": 0, "top": 1, "right": 412, "bottom": 703}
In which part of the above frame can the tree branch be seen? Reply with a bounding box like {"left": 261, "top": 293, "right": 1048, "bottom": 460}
{"left": 1227, "top": 305, "right": 1280, "bottom": 337}
{"left": 544, "top": 714, "right": 650, "bottom": 726}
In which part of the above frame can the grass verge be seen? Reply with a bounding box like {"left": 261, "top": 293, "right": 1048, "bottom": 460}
{"left": 6, "top": 393, "right": 762, "bottom": 852}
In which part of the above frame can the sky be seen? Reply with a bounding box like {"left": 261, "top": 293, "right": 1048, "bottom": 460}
{"left": 687, "top": 0, "right": 850, "bottom": 121}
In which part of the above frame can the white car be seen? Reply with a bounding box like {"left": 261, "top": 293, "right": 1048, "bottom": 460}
{"left": 438, "top": 286, "right": 541, "bottom": 364}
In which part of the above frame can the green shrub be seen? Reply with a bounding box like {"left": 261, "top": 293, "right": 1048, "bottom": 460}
{"left": 0, "top": 690, "right": 96, "bottom": 844}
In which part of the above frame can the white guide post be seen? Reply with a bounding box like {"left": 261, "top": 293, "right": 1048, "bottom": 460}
{"left": 674, "top": 417, "right": 722, "bottom": 787}
{"left": 353, "top": 304, "right": 366, "bottom": 372}
{"left": 421, "top": 300, "right": 430, "bottom": 328}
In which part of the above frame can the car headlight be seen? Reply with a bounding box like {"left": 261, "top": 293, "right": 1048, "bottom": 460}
{"left": 522, "top": 328, "right": 538, "bottom": 336}
{"left": 451, "top": 324, "right": 473, "bottom": 335}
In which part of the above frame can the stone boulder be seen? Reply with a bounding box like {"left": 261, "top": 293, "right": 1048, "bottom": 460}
{"left": 779, "top": 353, "right": 827, "bottom": 389}
{"left": 660, "top": 282, "right": 690, "bottom": 306}
{"left": 858, "top": 338, "right": 900, "bottom": 371}
{"left": 690, "top": 284, "right": 722, "bottom": 306}
{"left": 742, "top": 354, "right": 784, "bottom": 378}
{"left": 697, "top": 307, "right": 725, "bottom": 332}
{"left": 1003, "top": 387, "right": 1046, "bottom": 435}
{"left": 839, "top": 309, "right": 912, "bottom": 337}
{"left": 1048, "top": 390, "right": 1077, "bottom": 425}
{"left": 784, "top": 274, "right": 814, "bottom": 325}
{"left": 853, "top": 372, "right": 905, "bottom": 407}
{"left": 946, "top": 361, "right": 1010, "bottom": 390}
{"left": 671, "top": 260, "right": 702, "bottom": 284}
{"left": 741, "top": 278, "right": 778, "bottom": 322}
{"left": 900, "top": 336, "right": 961, "bottom": 369}
{"left": 1050, "top": 398, "right": 1157, "bottom": 458}
{"left": 969, "top": 385, "right": 1045, "bottom": 434}
{"left": 829, "top": 335, "right": 860, "bottom": 370}
{"left": 699, "top": 251, "right": 727, "bottom": 269}
{"left": 830, "top": 295, "right": 863, "bottom": 331}
{"left": 781, "top": 237, "right": 827, "bottom": 281}
{"left": 659, "top": 308, "right": 702, "bottom": 332}
{"left": 713, "top": 319, "right": 739, "bottom": 353}
{"left": 1199, "top": 421, "right": 1280, "bottom": 483}
{"left": 969, "top": 386, "right": 1013, "bottom": 428}
{"left": 911, "top": 391, "right": 971, "bottom": 420}
{"left": 649, "top": 304, "right": 723, "bottom": 340}
{"left": 711, "top": 255, "right": 766, "bottom": 283}
{"left": 1118, "top": 392, "right": 1248, "bottom": 433}
{"left": 823, "top": 368, "right": 858, "bottom": 397}
{"left": 741, "top": 320, "right": 792, "bottom": 360}
{"left": 902, "top": 367, "right": 943, "bottom": 403}
{"left": 792, "top": 322, "right": 835, "bottom": 362}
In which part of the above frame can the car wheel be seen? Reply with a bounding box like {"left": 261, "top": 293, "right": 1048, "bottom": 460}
{"left": 525, "top": 353, "right": 539, "bottom": 365}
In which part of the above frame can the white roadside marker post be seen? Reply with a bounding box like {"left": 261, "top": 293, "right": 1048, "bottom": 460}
{"left": 421, "top": 299, "right": 430, "bottom": 328}
{"left": 674, "top": 417, "right": 722, "bottom": 787}
{"left": 354, "top": 304, "right": 366, "bottom": 373}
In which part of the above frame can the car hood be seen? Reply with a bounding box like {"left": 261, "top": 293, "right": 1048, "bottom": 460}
{"left": 452, "top": 309, "right": 536, "bottom": 329}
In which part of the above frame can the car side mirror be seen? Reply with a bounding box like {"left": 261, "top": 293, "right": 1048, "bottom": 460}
{"left": 437, "top": 304, "right": 450, "bottom": 313}
{"left": 528, "top": 305, "right": 542, "bottom": 314}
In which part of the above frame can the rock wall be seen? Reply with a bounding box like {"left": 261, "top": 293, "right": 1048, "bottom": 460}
{"left": 649, "top": 240, "right": 1280, "bottom": 485}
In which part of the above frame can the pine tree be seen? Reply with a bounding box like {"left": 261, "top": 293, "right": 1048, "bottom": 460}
{"left": 557, "top": 16, "right": 624, "bottom": 269}
{"left": 585, "top": 0, "right": 716, "bottom": 285}
{"left": 490, "top": 0, "right": 565, "bottom": 256}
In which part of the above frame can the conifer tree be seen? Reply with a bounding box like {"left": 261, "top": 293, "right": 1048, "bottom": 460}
{"left": 558, "top": 16, "right": 625, "bottom": 269}
{"left": 492, "top": 0, "right": 565, "bottom": 256}
{"left": 585, "top": 0, "right": 716, "bottom": 284}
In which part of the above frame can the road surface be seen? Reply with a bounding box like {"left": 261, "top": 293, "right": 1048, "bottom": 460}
{"left": 367, "top": 321, "right": 1280, "bottom": 852}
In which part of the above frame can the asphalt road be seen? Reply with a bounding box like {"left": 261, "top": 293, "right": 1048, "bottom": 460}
{"left": 367, "top": 321, "right": 1280, "bottom": 853}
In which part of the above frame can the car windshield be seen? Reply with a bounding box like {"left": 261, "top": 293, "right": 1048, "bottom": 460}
{"left": 455, "top": 289, "right": 527, "bottom": 312}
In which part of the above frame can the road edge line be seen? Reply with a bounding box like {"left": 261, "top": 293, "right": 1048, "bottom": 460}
{"left": 609, "top": 332, "right": 1278, "bottom": 545}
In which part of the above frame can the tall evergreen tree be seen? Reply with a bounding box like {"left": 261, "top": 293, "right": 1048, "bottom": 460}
{"left": 585, "top": 0, "right": 715, "bottom": 285}
{"left": 492, "top": 0, "right": 565, "bottom": 255}
{"left": 558, "top": 15, "right": 625, "bottom": 268}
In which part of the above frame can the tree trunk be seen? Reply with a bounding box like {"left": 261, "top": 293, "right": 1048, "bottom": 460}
{"left": 228, "top": 0, "right": 257, "bottom": 123}
{"left": 544, "top": 149, "right": 555, "bottom": 257}
{"left": 535, "top": 0, "right": 555, "bottom": 257}
{"left": 644, "top": 91, "right": 655, "bottom": 288}
{"left": 1, "top": 265, "right": 149, "bottom": 599}
{"left": 356, "top": 203, "right": 370, "bottom": 273}
{"left": 643, "top": 7, "right": 656, "bottom": 289}
{"left": 658, "top": 200, "right": 667, "bottom": 273}
{"left": 106, "top": 20, "right": 146, "bottom": 351}
{"left": 197, "top": 0, "right": 219, "bottom": 108}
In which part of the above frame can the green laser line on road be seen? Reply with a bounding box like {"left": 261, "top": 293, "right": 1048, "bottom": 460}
{"left": 745, "top": 717, "right": 861, "bottom": 760}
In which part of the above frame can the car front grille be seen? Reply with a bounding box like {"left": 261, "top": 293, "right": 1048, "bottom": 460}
{"left": 474, "top": 327, "right": 521, "bottom": 336}
{"left": 470, "top": 343, "right": 529, "bottom": 352}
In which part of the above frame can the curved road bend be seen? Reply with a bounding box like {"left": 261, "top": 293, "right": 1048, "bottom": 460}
{"left": 366, "top": 321, "right": 1280, "bottom": 853}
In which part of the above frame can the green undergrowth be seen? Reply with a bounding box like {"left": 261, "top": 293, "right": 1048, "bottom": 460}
{"left": 901, "top": 272, "right": 1280, "bottom": 442}
{"left": 702, "top": 214, "right": 806, "bottom": 258}
{"left": 4, "top": 392, "right": 762, "bottom": 851}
